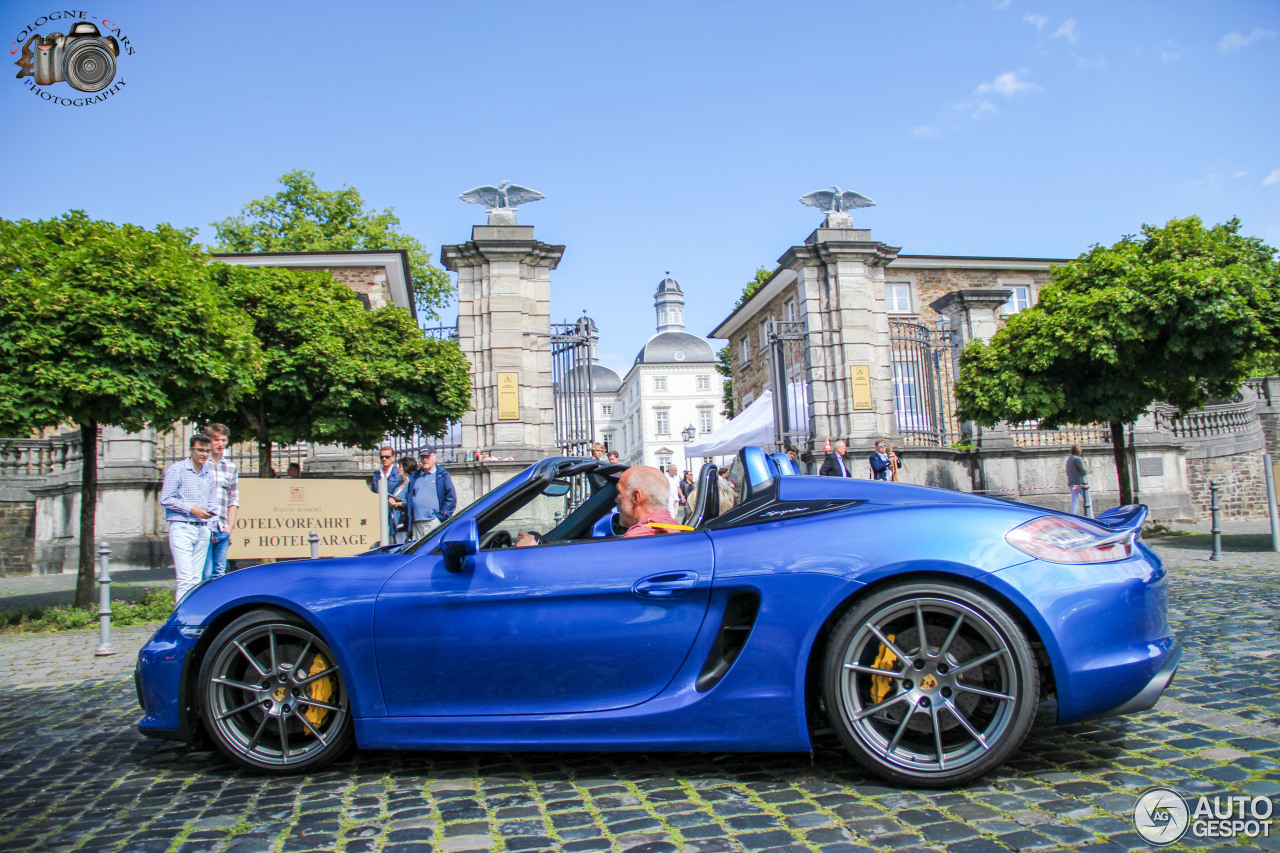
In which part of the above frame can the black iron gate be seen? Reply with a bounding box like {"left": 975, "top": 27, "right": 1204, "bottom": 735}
{"left": 551, "top": 316, "right": 596, "bottom": 458}
{"left": 767, "top": 319, "right": 811, "bottom": 452}
{"left": 888, "top": 320, "right": 958, "bottom": 447}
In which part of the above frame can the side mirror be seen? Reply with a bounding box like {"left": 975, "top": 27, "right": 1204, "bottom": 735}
{"left": 542, "top": 479, "right": 571, "bottom": 497}
{"left": 440, "top": 519, "right": 479, "bottom": 573}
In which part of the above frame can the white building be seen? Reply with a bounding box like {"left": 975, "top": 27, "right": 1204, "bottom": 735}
{"left": 593, "top": 276, "right": 724, "bottom": 471}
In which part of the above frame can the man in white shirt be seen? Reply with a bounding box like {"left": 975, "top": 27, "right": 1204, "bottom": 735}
{"left": 665, "top": 464, "right": 682, "bottom": 516}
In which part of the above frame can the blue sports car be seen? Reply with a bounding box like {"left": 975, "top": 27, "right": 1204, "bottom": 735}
{"left": 135, "top": 446, "right": 1179, "bottom": 787}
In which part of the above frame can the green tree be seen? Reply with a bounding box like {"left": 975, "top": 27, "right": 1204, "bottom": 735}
{"left": 736, "top": 266, "right": 776, "bottom": 307}
{"left": 193, "top": 265, "right": 471, "bottom": 477}
{"left": 211, "top": 170, "right": 453, "bottom": 319}
{"left": 956, "top": 216, "right": 1280, "bottom": 505}
{"left": 0, "top": 212, "right": 260, "bottom": 608}
{"left": 716, "top": 344, "right": 735, "bottom": 418}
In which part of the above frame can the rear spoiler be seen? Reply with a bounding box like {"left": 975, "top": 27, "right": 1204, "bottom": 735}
{"left": 1093, "top": 504, "right": 1148, "bottom": 533}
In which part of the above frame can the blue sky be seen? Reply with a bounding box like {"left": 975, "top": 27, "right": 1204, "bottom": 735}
{"left": 3, "top": 0, "right": 1277, "bottom": 375}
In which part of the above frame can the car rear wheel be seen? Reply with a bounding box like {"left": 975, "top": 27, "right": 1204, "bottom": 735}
{"left": 198, "top": 609, "right": 353, "bottom": 773}
{"left": 824, "top": 581, "right": 1039, "bottom": 787}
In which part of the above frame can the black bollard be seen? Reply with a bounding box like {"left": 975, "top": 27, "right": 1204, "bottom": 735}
{"left": 1209, "top": 480, "right": 1222, "bottom": 561}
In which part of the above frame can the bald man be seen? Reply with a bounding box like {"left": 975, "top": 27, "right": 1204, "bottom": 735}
{"left": 617, "top": 466, "right": 692, "bottom": 537}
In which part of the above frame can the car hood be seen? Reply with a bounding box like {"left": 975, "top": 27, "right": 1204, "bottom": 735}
{"left": 169, "top": 551, "right": 418, "bottom": 626}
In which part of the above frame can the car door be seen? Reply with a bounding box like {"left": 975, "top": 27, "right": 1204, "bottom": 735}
{"left": 374, "top": 531, "right": 714, "bottom": 716}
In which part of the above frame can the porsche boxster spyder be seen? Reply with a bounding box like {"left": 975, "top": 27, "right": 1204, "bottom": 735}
{"left": 135, "top": 446, "right": 1179, "bottom": 787}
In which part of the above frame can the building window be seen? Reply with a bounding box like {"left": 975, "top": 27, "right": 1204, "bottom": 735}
{"left": 657, "top": 454, "right": 672, "bottom": 469}
{"left": 886, "top": 283, "right": 912, "bottom": 313}
{"left": 739, "top": 337, "right": 751, "bottom": 364}
{"left": 601, "top": 404, "right": 613, "bottom": 417}
{"left": 758, "top": 319, "right": 769, "bottom": 351}
{"left": 602, "top": 432, "right": 614, "bottom": 449}
{"left": 655, "top": 410, "right": 669, "bottom": 435}
{"left": 783, "top": 298, "right": 797, "bottom": 323}
{"left": 696, "top": 375, "right": 710, "bottom": 391}
{"left": 654, "top": 376, "right": 667, "bottom": 392}
{"left": 699, "top": 410, "right": 713, "bottom": 433}
{"left": 1002, "top": 286, "right": 1031, "bottom": 315}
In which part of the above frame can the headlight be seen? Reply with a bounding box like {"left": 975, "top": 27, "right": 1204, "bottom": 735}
{"left": 1005, "top": 516, "right": 1135, "bottom": 564}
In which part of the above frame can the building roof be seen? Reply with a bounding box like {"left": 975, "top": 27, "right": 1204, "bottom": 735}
{"left": 556, "top": 362, "right": 623, "bottom": 394}
{"left": 656, "top": 275, "right": 682, "bottom": 295}
{"left": 634, "top": 331, "right": 716, "bottom": 365}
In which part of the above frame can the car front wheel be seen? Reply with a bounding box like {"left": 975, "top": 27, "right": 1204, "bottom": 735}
{"left": 824, "top": 581, "right": 1040, "bottom": 787}
{"left": 197, "top": 609, "right": 353, "bottom": 773}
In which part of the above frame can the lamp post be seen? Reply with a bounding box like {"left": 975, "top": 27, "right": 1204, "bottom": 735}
{"left": 681, "top": 424, "right": 696, "bottom": 443}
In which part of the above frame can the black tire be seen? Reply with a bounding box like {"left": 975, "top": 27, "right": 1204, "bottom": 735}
{"left": 197, "top": 608, "right": 353, "bottom": 773}
{"left": 823, "top": 580, "right": 1039, "bottom": 787}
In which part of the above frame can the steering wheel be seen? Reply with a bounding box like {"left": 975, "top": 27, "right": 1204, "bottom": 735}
{"left": 480, "top": 529, "right": 513, "bottom": 549}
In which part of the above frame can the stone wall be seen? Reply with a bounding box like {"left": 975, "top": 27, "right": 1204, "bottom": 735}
{"left": 1186, "top": 452, "right": 1270, "bottom": 521}
{"left": 0, "top": 501, "right": 35, "bottom": 576}
{"left": 730, "top": 284, "right": 797, "bottom": 410}
{"left": 290, "top": 266, "right": 391, "bottom": 310}
{"left": 888, "top": 263, "right": 1054, "bottom": 329}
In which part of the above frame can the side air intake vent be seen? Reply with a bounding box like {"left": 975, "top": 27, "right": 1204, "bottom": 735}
{"left": 696, "top": 591, "right": 761, "bottom": 692}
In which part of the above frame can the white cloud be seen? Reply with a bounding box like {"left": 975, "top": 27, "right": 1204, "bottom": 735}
{"left": 1218, "top": 28, "right": 1276, "bottom": 53}
{"left": 1159, "top": 40, "right": 1182, "bottom": 62}
{"left": 1263, "top": 168, "right": 1280, "bottom": 187}
{"left": 976, "top": 69, "right": 1043, "bottom": 98}
{"left": 912, "top": 69, "right": 1043, "bottom": 137}
{"left": 1052, "top": 19, "right": 1078, "bottom": 43}
{"left": 1072, "top": 52, "right": 1106, "bottom": 70}
{"left": 1023, "top": 13, "right": 1047, "bottom": 33}
{"left": 1233, "top": 170, "right": 1248, "bottom": 179}
{"left": 992, "top": 0, "right": 1012, "bottom": 9}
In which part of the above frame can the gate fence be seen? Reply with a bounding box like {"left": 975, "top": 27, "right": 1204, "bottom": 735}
{"left": 888, "top": 320, "right": 959, "bottom": 448}
{"left": 551, "top": 316, "right": 597, "bottom": 458}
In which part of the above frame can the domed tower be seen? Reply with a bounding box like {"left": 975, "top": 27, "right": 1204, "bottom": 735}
{"left": 654, "top": 272, "right": 684, "bottom": 333}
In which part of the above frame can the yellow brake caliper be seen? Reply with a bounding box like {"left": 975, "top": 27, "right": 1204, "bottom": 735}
{"left": 869, "top": 633, "right": 898, "bottom": 704}
{"left": 304, "top": 652, "right": 333, "bottom": 730}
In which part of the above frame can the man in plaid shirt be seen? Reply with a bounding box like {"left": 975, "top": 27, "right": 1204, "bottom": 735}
{"left": 160, "top": 433, "right": 218, "bottom": 601}
{"left": 203, "top": 423, "right": 239, "bottom": 581}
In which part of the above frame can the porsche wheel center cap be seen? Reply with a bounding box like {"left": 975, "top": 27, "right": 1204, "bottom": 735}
{"left": 920, "top": 674, "right": 938, "bottom": 691}
{"left": 272, "top": 686, "right": 287, "bottom": 702}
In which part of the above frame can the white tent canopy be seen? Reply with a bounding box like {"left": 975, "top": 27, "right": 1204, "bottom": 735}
{"left": 684, "top": 390, "right": 776, "bottom": 459}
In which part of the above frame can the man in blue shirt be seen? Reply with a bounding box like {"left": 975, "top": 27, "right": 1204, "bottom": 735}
{"left": 160, "top": 433, "right": 219, "bottom": 602}
{"left": 406, "top": 448, "right": 456, "bottom": 539}
{"left": 369, "top": 445, "right": 403, "bottom": 536}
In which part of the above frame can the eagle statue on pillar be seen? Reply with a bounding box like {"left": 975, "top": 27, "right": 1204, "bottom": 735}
{"left": 459, "top": 180, "right": 546, "bottom": 211}
{"left": 799, "top": 186, "right": 876, "bottom": 215}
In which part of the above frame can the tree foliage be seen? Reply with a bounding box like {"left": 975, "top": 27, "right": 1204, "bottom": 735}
{"left": 715, "top": 344, "right": 734, "bottom": 419}
{"left": 211, "top": 170, "right": 453, "bottom": 319}
{"left": 193, "top": 265, "right": 471, "bottom": 476}
{"left": 0, "top": 211, "right": 261, "bottom": 606}
{"left": 736, "top": 266, "right": 777, "bottom": 308}
{"left": 956, "top": 216, "right": 1280, "bottom": 504}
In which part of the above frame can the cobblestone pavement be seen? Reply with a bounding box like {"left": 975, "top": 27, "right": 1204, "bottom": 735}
{"left": 0, "top": 539, "right": 1277, "bottom": 853}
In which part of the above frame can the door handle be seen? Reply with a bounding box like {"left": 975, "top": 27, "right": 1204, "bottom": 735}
{"left": 633, "top": 572, "right": 699, "bottom": 598}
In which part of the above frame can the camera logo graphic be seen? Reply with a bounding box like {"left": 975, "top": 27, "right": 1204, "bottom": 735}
{"left": 1133, "top": 787, "right": 1190, "bottom": 845}
{"left": 15, "top": 21, "right": 119, "bottom": 92}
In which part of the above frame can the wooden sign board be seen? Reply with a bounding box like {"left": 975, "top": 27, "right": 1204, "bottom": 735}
{"left": 229, "top": 479, "right": 379, "bottom": 560}
{"left": 497, "top": 371, "right": 520, "bottom": 420}
{"left": 850, "top": 365, "right": 873, "bottom": 410}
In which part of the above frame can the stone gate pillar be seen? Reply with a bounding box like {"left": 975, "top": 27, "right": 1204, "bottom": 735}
{"left": 442, "top": 214, "right": 565, "bottom": 465}
{"left": 781, "top": 222, "right": 901, "bottom": 451}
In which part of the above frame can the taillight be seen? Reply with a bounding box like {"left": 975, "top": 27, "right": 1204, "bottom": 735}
{"left": 1005, "top": 515, "right": 1135, "bottom": 564}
